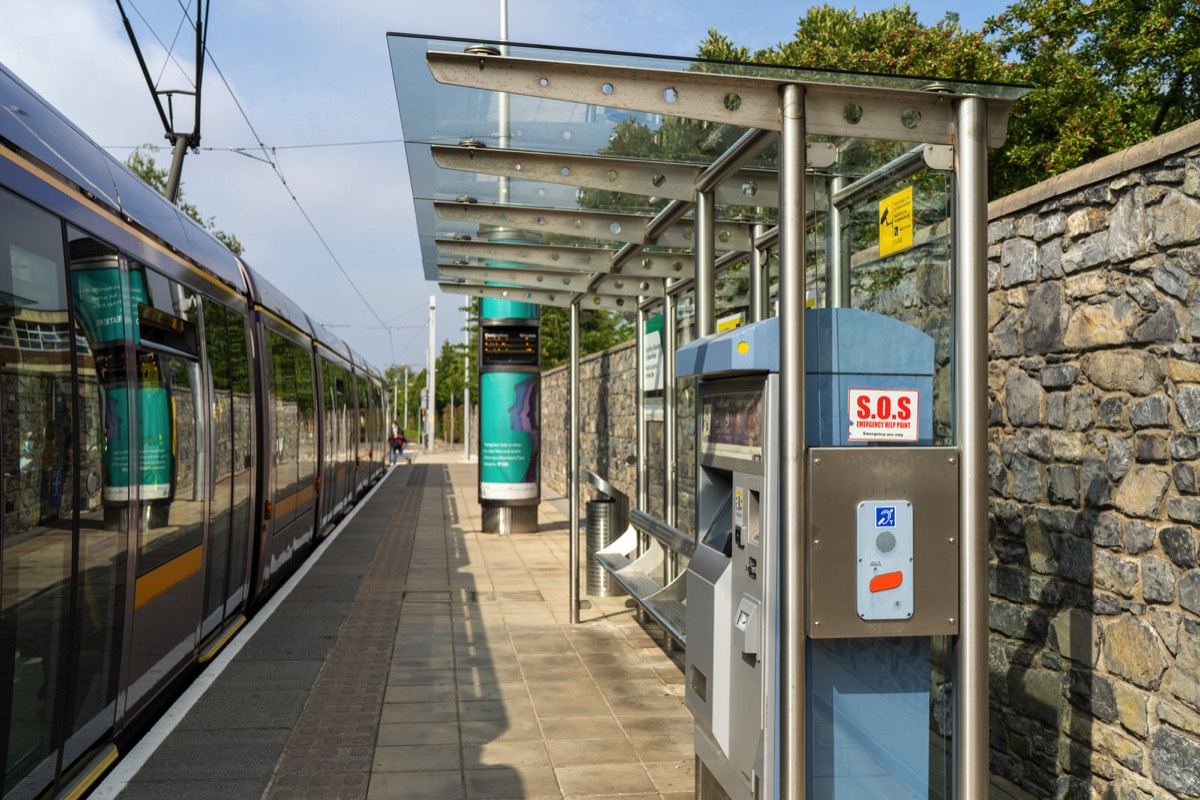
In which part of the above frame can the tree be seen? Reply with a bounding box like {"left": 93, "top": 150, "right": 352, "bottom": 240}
{"left": 985, "top": 0, "right": 1200, "bottom": 193}
{"left": 126, "top": 145, "right": 244, "bottom": 255}
{"left": 694, "top": 2, "right": 1200, "bottom": 198}
{"left": 539, "top": 307, "right": 633, "bottom": 370}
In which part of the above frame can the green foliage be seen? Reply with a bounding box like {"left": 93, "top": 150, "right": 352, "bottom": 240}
{"left": 985, "top": 0, "right": 1200, "bottom": 193}
{"left": 539, "top": 307, "right": 634, "bottom": 370}
{"left": 125, "top": 145, "right": 244, "bottom": 255}
{"left": 693, "top": 2, "right": 1200, "bottom": 198}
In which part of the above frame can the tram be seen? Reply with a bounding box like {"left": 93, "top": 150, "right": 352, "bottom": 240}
{"left": 0, "top": 61, "right": 389, "bottom": 798}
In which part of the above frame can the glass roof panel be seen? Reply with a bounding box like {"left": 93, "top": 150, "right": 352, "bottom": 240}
{"left": 389, "top": 32, "right": 1030, "bottom": 284}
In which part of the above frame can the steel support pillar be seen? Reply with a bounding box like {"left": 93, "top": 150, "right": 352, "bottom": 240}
{"left": 955, "top": 94, "right": 990, "bottom": 800}
{"left": 569, "top": 299, "right": 581, "bottom": 624}
{"left": 750, "top": 222, "right": 767, "bottom": 322}
{"left": 636, "top": 302, "right": 649, "bottom": 555}
{"left": 663, "top": 290, "right": 677, "bottom": 533}
{"left": 778, "top": 83, "right": 807, "bottom": 800}
{"left": 827, "top": 176, "right": 849, "bottom": 308}
{"left": 695, "top": 190, "right": 716, "bottom": 338}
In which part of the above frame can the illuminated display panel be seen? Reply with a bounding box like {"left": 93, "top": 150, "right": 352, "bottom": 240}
{"left": 481, "top": 326, "right": 539, "bottom": 367}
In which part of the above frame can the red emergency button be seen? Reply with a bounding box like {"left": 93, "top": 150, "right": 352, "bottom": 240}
{"left": 869, "top": 571, "right": 904, "bottom": 593}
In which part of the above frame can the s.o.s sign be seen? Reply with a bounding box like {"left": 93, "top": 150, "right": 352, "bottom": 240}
{"left": 847, "top": 388, "right": 919, "bottom": 442}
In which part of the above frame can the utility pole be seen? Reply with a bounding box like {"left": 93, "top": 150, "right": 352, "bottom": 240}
{"left": 464, "top": 303, "right": 471, "bottom": 461}
{"left": 427, "top": 295, "right": 437, "bottom": 451}
{"left": 403, "top": 366, "right": 409, "bottom": 433}
{"left": 116, "top": 0, "right": 209, "bottom": 203}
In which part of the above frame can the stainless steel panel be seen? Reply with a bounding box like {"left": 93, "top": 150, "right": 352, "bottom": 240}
{"left": 807, "top": 447, "right": 959, "bottom": 638}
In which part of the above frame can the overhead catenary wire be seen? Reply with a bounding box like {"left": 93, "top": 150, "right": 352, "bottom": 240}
{"left": 123, "top": 0, "right": 390, "bottom": 347}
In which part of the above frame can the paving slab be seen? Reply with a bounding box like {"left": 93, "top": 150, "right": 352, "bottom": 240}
{"left": 110, "top": 451, "right": 694, "bottom": 799}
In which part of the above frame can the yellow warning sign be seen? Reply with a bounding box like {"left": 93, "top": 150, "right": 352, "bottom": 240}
{"left": 879, "top": 186, "right": 914, "bottom": 257}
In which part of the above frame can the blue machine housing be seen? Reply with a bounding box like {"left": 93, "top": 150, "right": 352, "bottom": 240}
{"left": 675, "top": 309, "right": 936, "bottom": 446}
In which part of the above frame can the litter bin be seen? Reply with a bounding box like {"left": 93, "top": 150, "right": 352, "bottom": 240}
{"left": 585, "top": 471, "right": 629, "bottom": 597}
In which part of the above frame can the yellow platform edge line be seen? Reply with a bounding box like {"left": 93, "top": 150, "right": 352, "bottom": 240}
{"left": 63, "top": 744, "right": 119, "bottom": 800}
{"left": 198, "top": 615, "right": 248, "bottom": 664}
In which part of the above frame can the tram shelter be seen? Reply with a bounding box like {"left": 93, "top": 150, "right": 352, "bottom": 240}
{"left": 388, "top": 33, "right": 1027, "bottom": 800}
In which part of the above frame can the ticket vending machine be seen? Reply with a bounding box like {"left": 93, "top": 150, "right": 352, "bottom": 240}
{"left": 681, "top": 308, "right": 960, "bottom": 800}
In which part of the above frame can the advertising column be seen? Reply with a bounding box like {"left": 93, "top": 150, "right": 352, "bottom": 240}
{"left": 478, "top": 235, "right": 541, "bottom": 534}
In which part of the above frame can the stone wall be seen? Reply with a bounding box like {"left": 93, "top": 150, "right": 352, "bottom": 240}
{"left": 541, "top": 339, "right": 638, "bottom": 510}
{"left": 537, "top": 119, "right": 1200, "bottom": 800}
{"left": 987, "top": 120, "right": 1200, "bottom": 799}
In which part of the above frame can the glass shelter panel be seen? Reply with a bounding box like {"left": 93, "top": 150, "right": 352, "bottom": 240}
{"left": 674, "top": 288, "right": 696, "bottom": 537}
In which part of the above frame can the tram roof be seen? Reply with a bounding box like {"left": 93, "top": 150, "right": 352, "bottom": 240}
{"left": 387, "top": 33, "right": 1030, "bottom": 310}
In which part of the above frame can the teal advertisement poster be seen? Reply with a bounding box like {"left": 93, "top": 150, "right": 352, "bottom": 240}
{"left": 71, "top": 268, "right": 147, "bottom": 345}
{"left": 479, "top": 371, "right": 539, "bottom": 501}
{"left": 101, "top": 383, "right": 172, "bottom": 502}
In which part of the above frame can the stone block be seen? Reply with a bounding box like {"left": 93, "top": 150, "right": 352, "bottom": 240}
{"left": 1176, "top": 385, "right": 1200, "bottom": 431}
{"left": 1048, "top": 465, "right": 1081, "bottom": 506}
{"left": 1124, "top": 520, "right": 1156, "bottom": 555}
{"left": 1094, "top": 549, "right": 1140, "bottom": 598}
{"left": 1149, "top": 607, "right": 1182, "bottom": 655}
{"left": 1106, "top": 437, "right": 1132, "bottom": 481}
{"left": 1108, "top": 187, "right": 1151, "bottom": 261}
{"left": 990, "top": 563, "right": 1028, "bottom": 602}
{"left": 1007, "top": 667, "right": 1064, "bottom": 728}
{"left": 1102, "top": 616, "right": 1168, "bottom": 690}
{"left": 1131, "top": 302, "right": 1181, "bottom": 343}
{"left": 1172, "top": 462, "right": 1197, "bottom": 495}
{"left": 1097, "top": 396, "right": 1127, "bottom": 429}
{"left": 1180, "top": 573, "right": 1200, "bottom": 617}
{"left": 1064, "top": 297, "right": 1136, "bottom": 350}
{"left": 1167, "top": 495, "right": 1200, "bottom": 524}
{"left": 1086, "top": 351, "right": 1165, "bottom": 396}
{"left": 1042, "top": 364, "right": 1080, "bottom": 388}
{"left": 1007, "top": 368, "right": 1045, "bottom": 427}
{"left": 1114, "top": 684, "right": 1149, "bottom": 739}
{"left": 1172, "top": 433, "right": 1200, "bottom": 460}
{"left": 1050, "top": 608, "right": 1101, "bottom": 666}
{"left": 1002, "top": 238, "right": 1039, "bottom": 287}
{"left": 1134, "top": 433, "right": 1170, "bottom": 463}
{"left": 1160, "top": 526, "right": 1198, "bottom": 567}
{"left": 1112, "top": 466, "right": 1170, "bottom": 519}
{"left": 1011, "top": 453, "right": 1043, "bottom": 502}
{"left": 1069, "top": 668, "right": 1118, "bottom": 721}
{"left": 1024, "top": 281, "right": 1064, "bottom": 354}
{"left": 1129, "top": 395, "right": 1171, "bottom": 428}
{"left": 1091, "top": 512, "right": 1124, "bottom": 547}
{"left": 1151, "top": 190, "right": 1200, "bottom": 247}
{"left": 1094, "top": 725, "right": 1145, "bottom": 772}
{"left": 1153, "top": 261, "right": 1191, "bottom": 300}
{"left": 1142, "top": 556, "right": 1177, "bottom": 604}
{"left": 1150, "top": 727, "right": 1200, "bottom": 796}
{"left": 1060, "top": 533, "right": 1094, "bottom": 585}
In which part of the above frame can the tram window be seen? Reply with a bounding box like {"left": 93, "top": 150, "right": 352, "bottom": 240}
{"left": 1, "top": 190, "right": 75, "bottom": 794}
{"left": 225, "top": 310, "right": 253, "bottom": 605}
{"left": 268, "top": 330, "right": 299, "bottom": 525}
{"left": 133, "top": 268, "right": 204, "bottom": 575}
{"left": 295, "top": 347, "right": 316, "bottom": 489}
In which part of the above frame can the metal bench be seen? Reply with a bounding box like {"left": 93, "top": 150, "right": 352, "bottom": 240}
{"left": 594, "top": 508, "right": 695, "bottom": 647}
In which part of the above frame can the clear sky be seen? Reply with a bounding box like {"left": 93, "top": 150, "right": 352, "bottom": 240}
{"left": 0, "top": 0, "right": 1009, "bottom": 370}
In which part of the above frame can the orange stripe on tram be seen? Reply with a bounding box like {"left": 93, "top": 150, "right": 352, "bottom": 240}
{"left": 135, "top": 546, "right": 204, "bottom": 610}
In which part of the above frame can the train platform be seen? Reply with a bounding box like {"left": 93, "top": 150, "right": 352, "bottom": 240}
{"left": 93, "top": 449, "right": 694, "bottom": 800}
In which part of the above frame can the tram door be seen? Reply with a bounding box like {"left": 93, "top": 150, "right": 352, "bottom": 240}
{"left": 199, "top": 299, "right": 255, "bottom": 639}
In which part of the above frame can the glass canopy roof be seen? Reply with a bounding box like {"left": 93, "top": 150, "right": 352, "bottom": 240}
{"left": 387, "top": 32, "right": 1030, "bottom": 304}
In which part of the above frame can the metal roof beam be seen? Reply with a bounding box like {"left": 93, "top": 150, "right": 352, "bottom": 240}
{"left": 434, "top": 200, "right": 753, "bottom": 251}
{"left": 439, "top": 281, "right": 639, "bottom": 312}
{"left": 436, "top": 238, "right": 693, "bottom": 279}
{"left": 438, "top": 263, "right": 663, "bottom": 297}
{"left": 432, "top": 145, "right": 780, "bottom": 207}
{"left": 426, "top": 50, "right": 1015, "bottom": 147}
